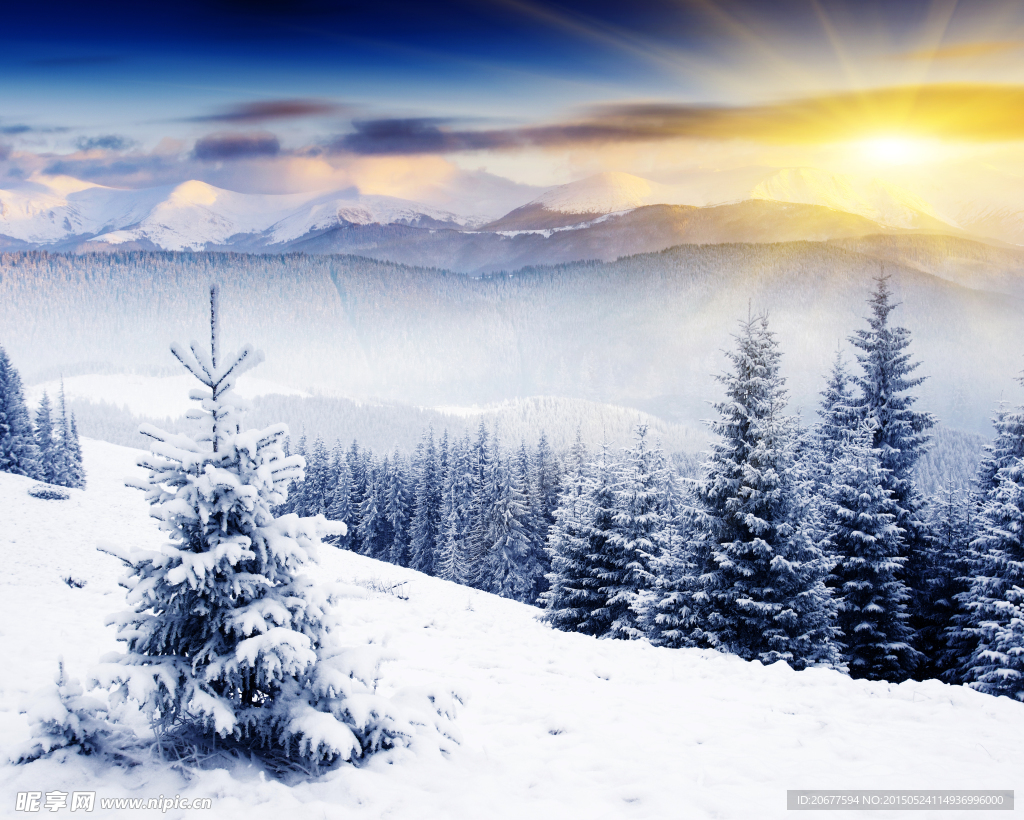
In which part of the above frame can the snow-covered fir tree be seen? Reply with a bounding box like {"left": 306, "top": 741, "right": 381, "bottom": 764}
{"left": 684, "top": 314, "right": 839, "bottom": 668}
{"left": 463, "top": 422, "right": 494, "bottom": 589}
{"left": 603, "top": 424, "right": 667, "bottom": 640}
{"left": 0, "top": 344, "right": 39, "bottom": 478}
{"left": 828, "top": 421, "right": 918, "bottom": 679}
{"left": 409, "top": 428, "right": 442, "bottom": 576}
{"left": 849, "top": 274, "right": 934, "bottom": 673}
{"left": 959, "top": 389, "right": 1024, "bottom": 700}
{"left": 357, "top": 456, "right": 392, "bottom": 560}
{"left": 94, "top": 286, "right": 406, "bottom": 769}
{"left": 384, "top": 448, "right": 411, "bottom": 566}
{"left": 325, "top": 441, "right": 353, "bottom": 549}
{"left": 923, "top": 483, "right": 974, "bottom": 682}
{"left": 485, "top": 437, "right": 539, "bottom": 601}
{"left": 34, "top": 391, "right": 59, "bottom": 485}
{"left": 543, "top": 440, "right": 621, "bottom": 636}
{"left": 301, "top": 436, "right": 332, "bottom": 518}
{"left": 531, "top": 431, "right": 560, "bottom": 596}
{"left": 436, "top": 433, "right": 473, "bottom": 584}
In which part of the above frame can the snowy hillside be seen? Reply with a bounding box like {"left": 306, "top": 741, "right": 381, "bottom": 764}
{"left": 0, "top": 175, "right": 479, "bottom": 251}
{"left": 2, "top": 439, "right": 1022, "bottom": 818}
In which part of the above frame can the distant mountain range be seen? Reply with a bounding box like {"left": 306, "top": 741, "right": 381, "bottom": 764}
{"left": 3, "top": 167, "right": 1020, "bottom": 273}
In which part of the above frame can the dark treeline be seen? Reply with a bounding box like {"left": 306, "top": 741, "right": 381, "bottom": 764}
{"left": 0, "top": 345, "right": 85, "bottom": 489}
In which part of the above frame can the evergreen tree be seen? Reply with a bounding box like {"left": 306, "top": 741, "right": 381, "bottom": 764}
{"left": 603, "top": 424, "right": 667, "bottom": 640}
{"left": 409, "top": 428, "right": 441, "bottom": 575}
{"left": 828, "top": 422, "right": 918, "bottom": 679}
{"left": 685, "top": 314, "right": 838, "bottom": 668}
{"left": 436, "top": 434, "right": 473, "bottom": 583}
{"left": 345, "top": 441, "right": 368, "bottom": 553}
{"left": 34, "top": 392, "right": 59, "bottom": 485}
{"left": 959, "top": 391, "right": 1024, "bottom": 699}
{"left": 302, "top": 437, "right": 331, "bottom": 518}
{"left": 463, "top": 421, "right": 494, "bottom": 589}
{"left": 385, "top": 449, "right": 411, "bottom": 566}
{"left": 51, "top": 378, "right": 73, "bottom": 488}
{"left": 325, "top": 442, "right": 353, "bottom": 549}
{"left": 923, "top": 484, "right": 974, "bottom": 682}
{"left": 530, "top": 432, "right": 559, "bottom": 598}
{"left": 0, "top": 344, "right": 39, "bottom": 478}
{"left": 357, "top": 455, "right": 393, "bottom": 560}
{"left": 543, "top": 440, "right": 621, "bottom": 636}
{"left": 486, "top": 442, "right": 539, "bottom": 601}
{"left": 96, "top": 286, "right": 400, "bottom": 769}
{"left": 849, "top": 275, "right": 934, "bottom": 673}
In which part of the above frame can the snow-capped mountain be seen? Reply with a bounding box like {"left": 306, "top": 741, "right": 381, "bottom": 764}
{"left": 749, "top": 167, "right": 959, "bottom": 232}
{"left": 488, "top": 168, "right": 961, "bottom": 233}
{"left": 485, "top": 172, "right": 681, "bottom": 230}
{"left": 0, "top": 174, "right": 483, "bottom": 251}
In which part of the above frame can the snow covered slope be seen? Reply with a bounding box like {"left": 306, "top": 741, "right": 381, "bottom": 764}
{"left": 0, "top": 174, "right": 479, "bottom": 251}
{"left": 2, "top": 439, "right": 1022, "bottom": 818}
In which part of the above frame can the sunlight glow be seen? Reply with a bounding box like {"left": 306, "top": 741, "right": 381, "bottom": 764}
{"left": 858, "top": 136, "right": 941, "bottom": 165}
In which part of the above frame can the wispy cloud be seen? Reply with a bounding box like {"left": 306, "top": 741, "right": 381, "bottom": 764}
{"left": 192, "top": 132, "right": 281, "bottom": 160}
{"left": 890, "top": 41, "right": 1024, "bottom": 61}
{"left": 185, "top": 99, "right": 346, "bottom": 124}
{"left": 331, "top": 84, "right": 1024, "bottom": 154}
{"left": 76, "top": 134, "right": 136, "bottom": 151}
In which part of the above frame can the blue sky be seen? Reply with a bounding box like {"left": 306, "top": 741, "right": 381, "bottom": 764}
{"left": 3, "top": 0, "right": 1024, "bottom": 203}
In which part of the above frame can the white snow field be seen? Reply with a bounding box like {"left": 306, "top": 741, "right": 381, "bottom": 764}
{"left": 2, "top": 439, "right": 1023, "bottom": 819}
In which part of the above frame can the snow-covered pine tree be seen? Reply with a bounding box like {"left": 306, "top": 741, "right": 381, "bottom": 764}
{"left": 486, "top": 437, "right": 539, "bottom": 601}
{"left": 325, "top": 442, "right": 353, "bottom": 549}
{"left": 34, "top": 391, "right": 59, "bottom": 485}
{"left": 959, "top": 388, "right": 1024, "bottom": 699}
{"left": 436, "top": 433, "right": 473, "bottom": 584}
{"left": 95, "top": 286, "right": 409, "bottom": 770}
{"left": 815, "top": 352, "right": 858, "bottom": 484}
{"left": 543, "top": 439, "right": 621, "bottom": 636}
{"left": 409, "top": 428, "right": 441, "bottom": 576}
{"left": 686, "top": 314, "right": 838, "bottom": 668}
{"left": 0, "top": 344, "right": 39, "bottom": 478}
{"left": 922, "top": 484, "right": 973, "bottom": 682}
{"left": 357, "top": 455, "right": 392, "bottom": 560}
{"left": 302, "top": 437, "right": 331, "bottom": 518}
{"left": 463, "top": 421, "right": 494, "bottom": 589}
{"left": 385, "top": 448, "right": 411, "bottom": 566}
{"left": 827, "top": 421, "right": 918, "bottom": 679}
{"left": 344, "top": 441, "right": 367, "bottom": 553}
{"left": 531, "top": 432, "right": 560, "bottom": 596}
{"left": 67, "top": 412, "right": 85, "bottom": 488}
{"left": 49, "top": 378, "right": 73, "bottom": 488}
{"left": 603, "top": 424, "right": 666, "bottom": 640}
{"left": 849, "top": 275, "right": 934, "bottom": 674}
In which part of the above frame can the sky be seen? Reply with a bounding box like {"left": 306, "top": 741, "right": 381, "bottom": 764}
{"left": 3, "top": 0, "right": 1024, "bottom": 212}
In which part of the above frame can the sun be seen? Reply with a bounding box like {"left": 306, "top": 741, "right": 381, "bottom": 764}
{"left": 858, "top": 136, "right": 938, "bottom": 165}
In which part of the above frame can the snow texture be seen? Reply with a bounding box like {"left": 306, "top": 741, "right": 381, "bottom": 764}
{"left": 3, "top": 439, "right": 1024, "bottom": 818}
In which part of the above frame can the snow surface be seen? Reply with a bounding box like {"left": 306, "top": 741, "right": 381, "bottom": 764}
{"left": 2, "top": 439, "right": 1022, "bottom": 818}
{"left": 0, "top": 174, "right": 480, "bottom": 250}
{"left": 25, "top": 374, "right": 310, "bottom": 420}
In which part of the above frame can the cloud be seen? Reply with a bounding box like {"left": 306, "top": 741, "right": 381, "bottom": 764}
{"left": 186, "top": 99, "right": 346, "bottom": 124}
{"left": 0, "top": 144, "right": 10, "bottom": 161}
{"left": 333, "top": 119, "right": 519, "bottom": 155}
{"left": 332, "top": 84, "right": 1024, "bottom": 154}
{"left": 890, "top": 41, "right": 1024, "bottom": 61}
{"left": 0, "top": 124, "right": 69, "bottom": 135}
{"left": 192, "top": 132, "right": 281, "bottom": 161}
{"left": 76, "top": 134, "right": 136, "bottom": 151}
